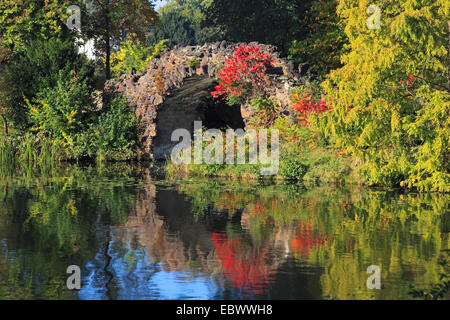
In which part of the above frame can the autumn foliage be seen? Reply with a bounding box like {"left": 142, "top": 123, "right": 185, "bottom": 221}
{"left": 210, "top": 232, "right": 271, "bottom": 295}
{"left": 290, "top": 90, "right": 333, "bottom": 125}
{"left": 211, "top": 45, "right": 275, "bottom": 103}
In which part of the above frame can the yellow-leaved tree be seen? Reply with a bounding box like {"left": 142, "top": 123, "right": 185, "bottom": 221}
{"left": 315, "top": 0, "right": 449, "bottom": 192}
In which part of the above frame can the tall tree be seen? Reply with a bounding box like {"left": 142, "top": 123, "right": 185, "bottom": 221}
{"left": 0, "top": 0, "right": 75, "bottom": 131}
{"left": 204, "top": 0, "right": 313, "bottom": 53}
{"left": 83, "top": 0, "right": 159, "bottom": 79}
{"left": 288, "top": 0, "right": 347, "bottom": 76}
{"left": 318, "top": 0, "right": 449, "bottom": 192}
{"left": 148, "top": 0, "right": 219, "bottom": 47}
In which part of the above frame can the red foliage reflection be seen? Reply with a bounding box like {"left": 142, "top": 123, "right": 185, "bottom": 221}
{"left": 290, "top": 221, "right": 327, "bottom": 257}
{"left": 210, "top": 232, "right": 270, "bottom": 295}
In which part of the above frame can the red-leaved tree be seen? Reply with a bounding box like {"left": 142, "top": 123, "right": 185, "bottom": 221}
{"left": 211, "top": 45, "right": 275, "bottom": 104}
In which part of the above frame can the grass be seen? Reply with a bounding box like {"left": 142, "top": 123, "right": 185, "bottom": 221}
{"left": 0, "top": 132, "right": 63, "bottom": 174}
{"left": 165, "top": 145, "right": 360, "bottom": 187}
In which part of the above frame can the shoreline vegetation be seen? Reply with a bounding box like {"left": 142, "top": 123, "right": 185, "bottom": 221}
{"left": 0, "top": 0, "right": 448, "bottom": 193}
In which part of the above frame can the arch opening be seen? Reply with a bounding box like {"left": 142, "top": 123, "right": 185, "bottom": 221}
{"left": 152, "top": 75, "right": 245, "bottom": 160}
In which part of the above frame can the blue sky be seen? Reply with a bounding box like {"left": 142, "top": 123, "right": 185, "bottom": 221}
{"left": 154, "top": 0, "right": 166, "bottom": 9}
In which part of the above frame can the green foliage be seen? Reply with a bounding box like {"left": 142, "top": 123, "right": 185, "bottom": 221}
{"left": 0, "top": 0, "right": 70, "bottom": 52}
{"left": 4, "top": 39, "right": 95, "bottom": 129}
{"left": 110, "top": 39, "right": 168, "bottom": 76}
{"left": 272, "top": 117, "right": 315, "bottom": 145}
{"left": 0, "top": 47, "right": 14, "bottom": 134}
{"left": 185, "top": 58, "right": 200, "bottom": 67}
{"left": 0, "top": 165, "right": 137, "bottom": 299}
{"left": 177, "top": 181, "right": 449, "bottom": 299}
{"left": 409, "top": 250, "right": 449, "bottom": 300}
{"left": 0, "top": 137, "right": 15, "bottom": 173}
{"left": 8, "top": 132, "right": 64, "bottom": 172}
{"left": 91, "top": 95, "right": 137, "bottom": 161}
{"left": 288, "top": 0, "right": 347, "bottom": 76}
{"left": 250, "top": 96, "right": 275, "bottom": 111}
{"left": 279, "top": 150, "right": 309, "bottom": 180}
{"left": 148, "top": 0, "right": 219, "bottom": 47}
{"left": 26, "top": 71, "right": 94, "bottom": 143}
{"left": 68, "top": 95, "right": 137, "bottom": 162}
{"left": 315, "top": 0, "right": 450, "bottom": 192}
{"left": 247, "top": 96, "right": 283, "bottom": 128}
{"left": 223, "top": 90, "right": 248, "bottom": 107}
{"left": 80, "top": 0, "right": 159, "bottom": 79}
{"left": 205, "top": 0, "right": 313, "bottom": 53}
{"left": 301, "top": 148, "right": 355, "bottom": 186}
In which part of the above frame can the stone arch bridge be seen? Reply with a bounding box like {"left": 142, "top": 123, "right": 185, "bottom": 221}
{"left": 104, "top": 41, "right": 301, "bottom": 160}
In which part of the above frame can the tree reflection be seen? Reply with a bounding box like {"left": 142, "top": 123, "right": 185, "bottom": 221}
{"left": 0, "top": 165, "right": 448, "bottom": 300}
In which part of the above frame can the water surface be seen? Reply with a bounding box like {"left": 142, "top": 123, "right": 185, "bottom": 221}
{"left": 0, "top": 164, "right": 448, "bottom": 300}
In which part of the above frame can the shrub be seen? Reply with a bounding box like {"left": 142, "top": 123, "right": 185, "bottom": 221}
{"left": 279, "top": 151, "right": 309, "bottom": 180}
{"left": 290, "top": 81, "right": 333, "bottom": 125}
{"left": 110, "top": 39, "right": 168, "bottom": 76}
{"left": 91, "top": 95, "right": 137, "bottom": 161}
{"left": 288, "top": 0, "right": 347, "bottom": 76}
{"left": 247, "top": 96, "right": 283, "bottom": 128}
{"left": 4, "top": 38, "right": 95, "bottom": 129}
{"left": 26, "top": 71, "right": 94, "bottom": 143}
{"left": 15, "top": 132, "right": 64, "bottom": 170}
{"left": 211, "top": 45, "right": 275, "bottom": 106}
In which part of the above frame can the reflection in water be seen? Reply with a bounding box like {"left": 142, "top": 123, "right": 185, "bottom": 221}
{"left": 0, "top": 164, "right": 448, "bottom": 300}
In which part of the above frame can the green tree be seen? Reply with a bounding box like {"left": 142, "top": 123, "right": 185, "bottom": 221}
{"left": 0, "top": 0, "right": 71, "bottom": 52}
{"left": 316, "top": 0, "right": 450, "bottom": 192}
{"left": 148, "top": 0, "right": 219, "bottom": 47}
{"left": 204, "top": 0, "right": 313, "bottom": 53}
{"left": 4, "top": 39, "right": 95, "bottom": 129}
{"left": 289, "top": 0, "right": 347, "bottom": 76}
{"left": 0, "top": 0, "right": 74, "bottom": 132}
{"left": 82, "top": 0, "right": 159, "bottom": 79}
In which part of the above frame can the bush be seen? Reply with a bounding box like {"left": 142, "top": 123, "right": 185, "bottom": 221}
{"left": 26, "top": 71, "right": 94, "bottom": 143}
{"left": 110, "top": 39, "right": 168, "bottom": 77}
{"left": 211, "top": 45, "right": 275, "bottom": 106}
{"left": 290, "top": 80, "right": 333, "bottom": 125}
{"left": 21, "top": 75, "right": 136, "bottom": 162}
{"left": 279, "top": 151, "right": 309, "bottom": 180}
{"left": 247, "top": 96, "right": 283, "bottom": 128}
{"left": 0, "top": 136, "right": 15, "bottom": 171}
{"left": 4, "top": 38, "right": 95, "bottom": 129}
{"left": 90, "top": 95, "right": 137, "bottom": 161}
{"left": 288, "top": 0, "right": 347, "bottom": 76}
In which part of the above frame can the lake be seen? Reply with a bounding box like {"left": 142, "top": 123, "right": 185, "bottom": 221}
{"left": 0, "top": 164, "right": 448, "bottom": 300}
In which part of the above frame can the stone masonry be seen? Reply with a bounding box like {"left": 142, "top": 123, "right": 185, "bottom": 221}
{"left": 103, "top": 41, "right": 300, "bottom": 160}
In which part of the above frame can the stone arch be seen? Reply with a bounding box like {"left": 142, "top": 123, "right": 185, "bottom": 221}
{"left": 104, "top": 41, "right": 299, "bottom": 160}
{"left": 152, "top": 75, "right": 245, "bottom": 159}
